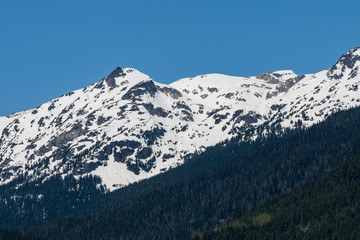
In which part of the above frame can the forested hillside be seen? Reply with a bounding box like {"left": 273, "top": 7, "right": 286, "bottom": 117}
{"left": 191, "top": 154, "right": 360, "bottom": 240}
{"left": 30, "top": 107, "right": 360, "bottom": 240}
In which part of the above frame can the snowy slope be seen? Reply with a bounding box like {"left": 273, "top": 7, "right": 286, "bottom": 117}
{"left": 1, "top": 47, "right": 360, "bottom": 191}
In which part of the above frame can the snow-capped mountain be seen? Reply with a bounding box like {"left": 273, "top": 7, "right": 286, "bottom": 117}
{"left": 1, "top": 47, "right": 360, "bottom": 191}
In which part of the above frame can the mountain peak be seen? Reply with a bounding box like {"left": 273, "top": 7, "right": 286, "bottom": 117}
{"left": 103, "top": 67, "right": 126, "bottom": 88}
{"left": 327, "top": 47, "right": 360, "bottom": 80}
{"left": 107, "top": 67, "right": 126, "bottom": 78}
{"left": 94, "top": 67, "right": 151, "bottom": 89}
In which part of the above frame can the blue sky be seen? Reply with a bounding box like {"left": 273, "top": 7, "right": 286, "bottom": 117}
{"left": 1, "top": 0, "right": 360, "bottom": 116}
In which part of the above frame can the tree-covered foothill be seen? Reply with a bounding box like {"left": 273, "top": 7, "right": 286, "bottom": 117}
{"left": 0, "top": 228, "right": 51, "bottom": 240}
{"left": 30, "top": 107, "right": 360, "bottom": 240}
{"left": 0, "top": 174, "right": 105, "bottom": 230}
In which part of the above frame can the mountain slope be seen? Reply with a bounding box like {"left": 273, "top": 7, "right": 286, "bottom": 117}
{"left": 0, "top": 129, "right": 262, "bottom": 230}
{"left": 30, "top": 106, "right": 360, "bottom": 240}
{"left": 1, "top": 47, "right": 360, "bottom": 191}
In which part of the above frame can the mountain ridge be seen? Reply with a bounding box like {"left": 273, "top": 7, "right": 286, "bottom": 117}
{"left": 1, "top": 47, "right": 360, "bottom": 191}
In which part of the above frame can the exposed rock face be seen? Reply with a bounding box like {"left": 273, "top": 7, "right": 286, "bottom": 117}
{"left": 256, "top": 73, "right": 280, "bottom": 84}
{"left": 95, "top": 67, "right": 127, "bottom": 89}
{"left": 266, "top": 75, "right": 305, "bottom": 99}
{"left": 1, "top": 47, "right": 360, "bottom": 191}
{"left": 157, "top": 86, "right": 182, "bottom": 99}
{"left": 122, "top": 80, "right": 158, "bottom": 100}
{"left": 141, "top": 103, "right": 168, "bottom": 118}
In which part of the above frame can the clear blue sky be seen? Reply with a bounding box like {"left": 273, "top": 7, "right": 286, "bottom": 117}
{"left": 1, "top": 0, "right": 360, "bottom": 116}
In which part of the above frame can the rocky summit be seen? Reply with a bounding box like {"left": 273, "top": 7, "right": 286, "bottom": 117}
{"left": 1, "top": 47, "right": 360, "bottom": 191}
